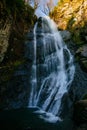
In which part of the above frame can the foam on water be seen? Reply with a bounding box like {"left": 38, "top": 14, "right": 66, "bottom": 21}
{"left": 34, "top": 109, "right": 62, "bottom": 123}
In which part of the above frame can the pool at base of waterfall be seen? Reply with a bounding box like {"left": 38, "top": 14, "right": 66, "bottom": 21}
{"left": 0, "top": 107, "right": 74, "bottom": 130}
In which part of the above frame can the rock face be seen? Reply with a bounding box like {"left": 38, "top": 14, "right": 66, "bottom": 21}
{"left": 0, "top": 21, "right": 11, "bottom": 62}
{"left": 76, "top": 45, "right": 87, "bottom": 72}
{"left": 80, "top": 46, "right": 87, "bottom": 58}
{"left": 61, "top": 30, "right": 87, "bottom": 130}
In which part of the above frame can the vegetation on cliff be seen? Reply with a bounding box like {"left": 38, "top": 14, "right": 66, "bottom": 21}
{"left": 0, "top": 0, "right": 36, "bottom": 29}
{"left": 0, "top": 0, "right": 36, "bottom": 63}
{"left": 50, "top": 0, "right": 87, "bottom": 44}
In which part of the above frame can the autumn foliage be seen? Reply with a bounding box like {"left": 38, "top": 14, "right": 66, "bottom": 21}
{"left": 50, "top": 0, "right": 87, "bottom": 30}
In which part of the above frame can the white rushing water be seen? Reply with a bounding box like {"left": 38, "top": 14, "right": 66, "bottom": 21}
{"left": 28, "top": 23, "right": 38, "bottom": 106}
{"left": 28, "top": 17, "right": 75, "bottom": 122}
{"left": 29, "top": 0, "right": 59, "bottom": 17}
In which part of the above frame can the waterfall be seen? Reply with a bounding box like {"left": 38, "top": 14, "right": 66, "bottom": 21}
{"left": 28, "top": 23, "right": 38, "bottom": 106}
{"left": 28, "top": 17, "right": 75, "bottom": 121}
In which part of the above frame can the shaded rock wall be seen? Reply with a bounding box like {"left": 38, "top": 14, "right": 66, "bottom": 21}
{"left": 0, "top": 20, "right": 11, "bottom": 62}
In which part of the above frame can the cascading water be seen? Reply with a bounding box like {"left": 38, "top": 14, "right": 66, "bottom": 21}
{"left": 28, "top": 17, "right": 75, "bottom": 122}
{"left": 28, "top": 23, "right": 37, "bottom": 106}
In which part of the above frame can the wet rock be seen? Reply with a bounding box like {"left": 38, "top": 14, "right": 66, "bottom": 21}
{"left": 76, "top": 45, "right": 87, "bottom": 58}
{"left": 74, "top": 124, "right": 87, "bottom": 130}
{"left": 74, "top": 100, "right": 87, "bottom": 124}
{"left": 60, "top": 31, "right": 71, "bottom": 41}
